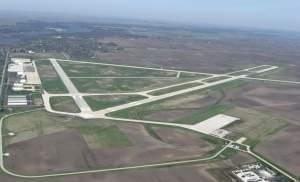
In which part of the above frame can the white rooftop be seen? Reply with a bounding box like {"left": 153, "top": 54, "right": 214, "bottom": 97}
{"left": 11, "top": 58, "right": 31, "bottom": 64}
{"left": 8, "top": 64, "right": 23, "bottom": 73}
{"left": 25, "top": 72, "right": 41, "bottom": 85}
{"left": 234, "top": 171, "right": 269, "bottom": 182}
{"left": 190, "top": 114, "right": 239, "bottom": 134}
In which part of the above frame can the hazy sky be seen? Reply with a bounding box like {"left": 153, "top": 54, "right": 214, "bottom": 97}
{"left": 0, "top": 0, "right": 300, "bottom": 31}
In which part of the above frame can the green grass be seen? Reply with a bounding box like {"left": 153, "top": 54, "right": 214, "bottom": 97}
{"left": 71, "top": 77, "right": 193, "bottom": 93}
{"left": 149, "top": 82, "right": 203, "bottom": 96}
{"left": 11, "top": 52, "right": 68, "bottom": 60}
{"left": 84, "top": 95, "right": 147, "bottom": 111}
{"left": 40, "top": 79, "right": 68, "bottom": 94}
{"left": 140, "top": 124, "right": 228, "bottom": 159}
{"left": 31, "top": 93, "right": 43, "bottom": 105}
{"left": 200, "top": 134, "right": 228, "bottom": 157}
{"left": 6, "top": 90, "right": 35, "bottom": 95}
{"left": 3, "top": 110, "right": 66, "bottom": 145}
{"left": 35, "top": 60, "right": 68, "bottom": 94}
{"left": 110, "top": 80, "right": 244, "bottom": 124}
{"left": 50, "top": 96, "right": 80, "bottom": 113}
{"left": 2, "top": 109, "right": 116, "bottom": 146}
{"left": 79, "top": 126, "right": 131, "bottom": 148}
{"left": 208, "top": 79, "right": 246, "bottom": 91}
{"left": 216, "top": 148, "right": 239, "bottom": 160}
{"left": 143, "top": 124, "right": 162, "bottom": 141}
{"left": 207, "top": 168, "right": 233, "bottom": 182}
{"left": 174, "top": 104, "right": 232, "bottom": 124}
{"left": 59, "top": 61, "right": 178, "bottom": 77}
{"left": 225, "top": 107, "right": 289, "bottom": 147}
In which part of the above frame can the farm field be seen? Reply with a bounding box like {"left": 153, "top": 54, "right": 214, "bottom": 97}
{"left": 108, "top": 79, "right": 300, "bottom": 177}
{"left": 0, "top": 151, "right": 256, "bottom": 182}
{"left": 2, "top": 110, "right": 229, "bottom": 175}
{"left": 224, "top": 81, "right": 300, "bottom": 175}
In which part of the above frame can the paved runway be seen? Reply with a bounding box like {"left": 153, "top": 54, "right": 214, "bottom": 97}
{"left": 49, "top": 58, "right": 92, "bottom": 112}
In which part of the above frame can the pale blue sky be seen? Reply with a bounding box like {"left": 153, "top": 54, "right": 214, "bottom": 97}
{"left": 0, "top": 0, "right": 300, "bottom": 31}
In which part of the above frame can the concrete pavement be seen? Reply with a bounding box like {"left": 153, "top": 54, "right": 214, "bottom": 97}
{"left": 94, "top": 76, "right": 243, "bottom": 116}
{"left": 57, "top": 59, "right": 216, "bottom": 77}
{"left": 244, "top": 77, "right": 300, "bottom": 85}
{"left": 49, "top": 59, "right": 93, "bottom": 114}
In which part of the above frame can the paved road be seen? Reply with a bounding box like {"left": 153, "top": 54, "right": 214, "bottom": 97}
{"left": 0, "top": 51, "right": 9, "bottom": 98}
{"left": 49, "top": 59, "right": 92, "bottom": 113}
{"left": 247, "top": 150, "right": 298, "bottom": 182}
{"left": 229, "top": 145, "right": 298, "bottom": 182}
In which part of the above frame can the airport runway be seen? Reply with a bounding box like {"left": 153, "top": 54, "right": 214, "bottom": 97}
{"left": 49, "top": 58, "right": 92, "bottom": 113}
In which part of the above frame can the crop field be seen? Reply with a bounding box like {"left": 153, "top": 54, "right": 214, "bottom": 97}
{"left": 2, "top": 110, "right": 232, "bottom": 176}
{"left": 224, "top": 81, "right": 300, "bottom": 175}
{"left": 0, "top": 152, "right": 256, "bottom": 182}
{"left": 108, "top": 79, "right": 300, "bottom": 175}
{"left": 224, "top": 107, "right": 288, "bottom": 145}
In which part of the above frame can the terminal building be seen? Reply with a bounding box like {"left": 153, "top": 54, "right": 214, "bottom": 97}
{"left": 8, "top": 58, "right": 41, "bottom": 92}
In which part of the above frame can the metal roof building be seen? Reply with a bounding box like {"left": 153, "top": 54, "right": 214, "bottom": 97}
{"left": 7, "top": 95, "right": 28, "bottom": 106}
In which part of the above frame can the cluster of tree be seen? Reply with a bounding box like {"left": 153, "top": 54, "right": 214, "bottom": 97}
{"left": 0, "top": 21, "right": 152, "bottom": 59}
